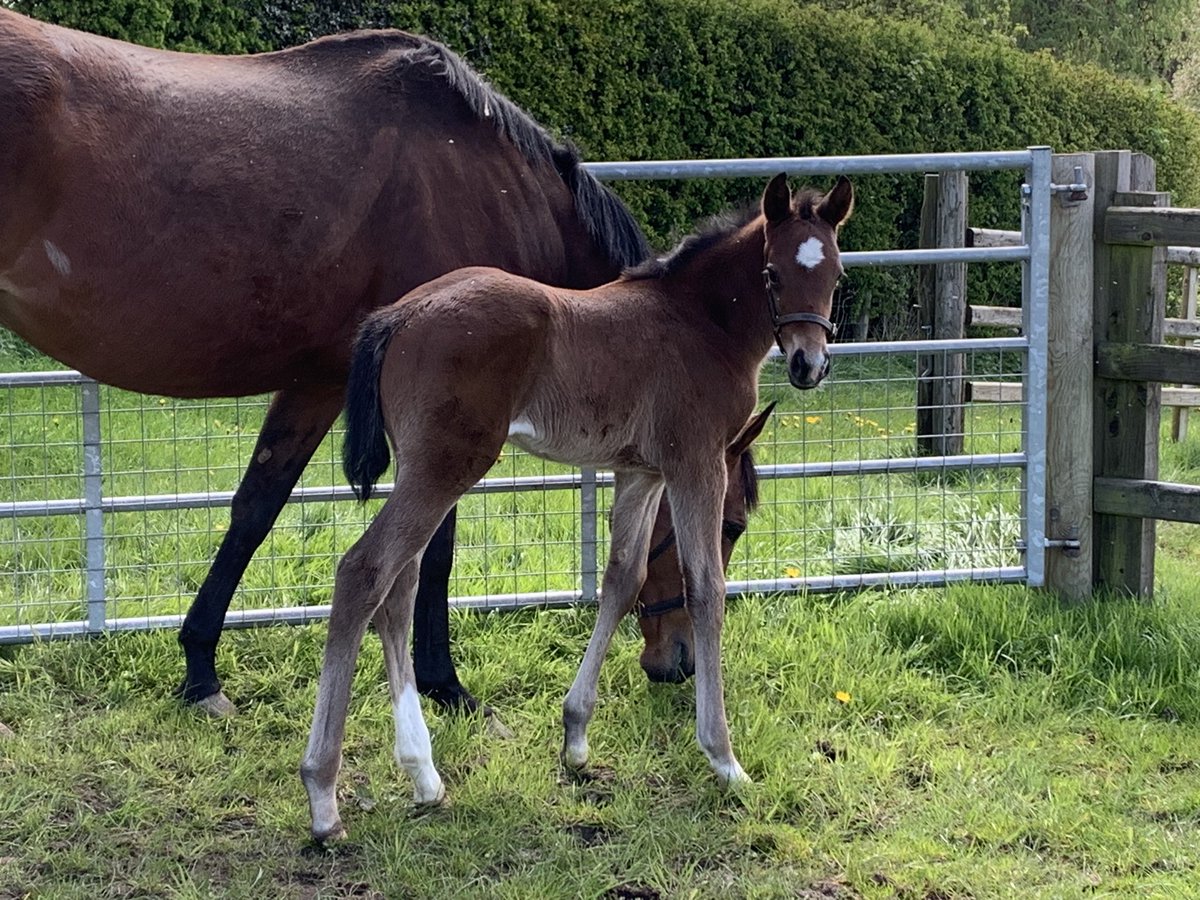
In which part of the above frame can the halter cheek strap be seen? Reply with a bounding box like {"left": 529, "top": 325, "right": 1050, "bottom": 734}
{"left": 636, "top": 519, "right": 746, "bottom": 618}
{"left": 763, "top": 263, "right": 836, "bottom": 356}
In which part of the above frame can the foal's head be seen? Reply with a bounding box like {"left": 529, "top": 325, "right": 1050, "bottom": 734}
{"left": 761, "top": 174, "right": 854, "bottom": 390}
{"left": 636, "top": 405, "right": 773, "bottom": 683}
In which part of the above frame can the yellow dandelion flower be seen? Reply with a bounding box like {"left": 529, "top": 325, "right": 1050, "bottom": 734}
{"left": 805, "top": 415, "right": 821, "bottom": 424}
{"left": 783, "top": 565, "right": 801, "bottom": 578}
{"left": 835, "top": 690, "right": 852, "bottom": 704}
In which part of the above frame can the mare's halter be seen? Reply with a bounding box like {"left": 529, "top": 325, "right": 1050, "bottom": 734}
{"left": 762, "top": 262, "right": 837, "bottom": 357}
{"left": 635, "top": 519, "right": 746, "bottom": 618}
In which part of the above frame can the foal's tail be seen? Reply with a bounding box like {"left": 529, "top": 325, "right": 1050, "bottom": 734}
{"left": 342, "top": 313, "right": 397, "bottom": 502}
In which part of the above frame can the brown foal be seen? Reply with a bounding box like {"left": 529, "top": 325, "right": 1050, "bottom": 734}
{"left": 302, "top": 174, "right": 853, "bottom": 841}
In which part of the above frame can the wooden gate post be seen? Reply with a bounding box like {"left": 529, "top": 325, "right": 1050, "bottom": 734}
{"left": 917, "top": 171, "right": 968, "bottom": 456}
{"left": 1091, "top": 150, "right": 1167, "bottom": 597}
{"left": 1044, "top": 153, "right": 1095, "bottom": 601}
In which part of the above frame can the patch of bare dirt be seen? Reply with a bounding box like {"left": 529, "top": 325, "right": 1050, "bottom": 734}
{"left": 604, "top": 882, "right": 660, "bottom": 900}
{"left": 565, "top": 822, "right": 612, "bottom": 847}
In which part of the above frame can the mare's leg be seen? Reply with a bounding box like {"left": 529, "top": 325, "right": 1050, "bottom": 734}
{"left": 178, "top": 385, "right": 342, "bottom": 713}
{"left": 562, "top": 471, "right": 663, "bottom": 771}
{"left": 412, "top": 506, "right": 478, "bottom": 710}
{"left": 377, "top": 565, "right": 445, "bottom": 804}
{"left": 300, "top": 492, "right": 451, "bottom": 842}
{"left": 667, "top": 463, "right": 749, "bottom": 786}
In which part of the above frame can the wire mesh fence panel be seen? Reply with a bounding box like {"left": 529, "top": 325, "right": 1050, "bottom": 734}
{"left": 0, "top": 343, "right": 1030, "bottom": 638}
{"left": 728, "top": 349, "right": 1026, "bottom": 593}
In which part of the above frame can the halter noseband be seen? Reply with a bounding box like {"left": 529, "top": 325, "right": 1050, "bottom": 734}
{"left": 763, "top": 263, "right": 837, "bottom": 356}
{"left": 636, "top": 519, "right": 746, "bottom": 618}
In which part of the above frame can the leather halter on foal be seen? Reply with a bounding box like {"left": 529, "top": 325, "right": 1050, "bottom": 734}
{"left": 763, "top": 263, "right": 837, "bottom": 356}
{"left": 636, "top": 519, "right": 746, "bottom": 617}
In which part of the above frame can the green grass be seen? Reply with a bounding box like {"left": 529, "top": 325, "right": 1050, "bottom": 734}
{"left": 4, "top": 351, "right": 1200, "bottom": 896}
{"left": 4, "top": 579, "right": 1200, "bottom": 898}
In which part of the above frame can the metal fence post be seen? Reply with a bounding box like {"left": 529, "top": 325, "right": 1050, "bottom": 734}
{"left": 580, "top": 467, "right": 598, "bottom": 602}
{"left": 81, "top": 379, "right": 106, "bottom": 632}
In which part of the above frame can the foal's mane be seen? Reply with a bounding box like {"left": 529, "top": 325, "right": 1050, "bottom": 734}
{"left": 397, "top": 36, "right": 651, "bottom": 269}
{"left": 622, "top": 188, "right": 825, "bottom": 281}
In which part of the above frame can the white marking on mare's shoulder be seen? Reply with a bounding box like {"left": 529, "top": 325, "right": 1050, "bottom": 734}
{"left": 794, "top": 237, "right": 825, "bottom": 270}
{"left": 43, "top": 240, "right": 71, "bottom": 278}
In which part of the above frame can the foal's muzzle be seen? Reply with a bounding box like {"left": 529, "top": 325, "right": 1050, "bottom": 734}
{"left": 788, "top": 348, "right": 831, "bottom": 389}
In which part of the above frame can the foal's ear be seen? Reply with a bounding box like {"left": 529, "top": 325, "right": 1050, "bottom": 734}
{"left": 817, "top": 176, "right": 854, "bottom": 228}
{"left": 763, "top": 174, "right": 792, "bottom": 224}
{"left": 729, "top": 402, "right": 777, "bottom": 457}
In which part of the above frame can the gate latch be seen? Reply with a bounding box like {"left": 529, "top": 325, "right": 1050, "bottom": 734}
{"left": 1016, "top": 533, "right": 1082, "bottom": 558}
{"left": 1023, "top": 166, "right": 1089, "bottom": 203}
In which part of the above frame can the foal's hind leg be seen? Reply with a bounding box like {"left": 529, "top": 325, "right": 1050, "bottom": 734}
{"left": 376, "top": 567, "right": 445, "bottom": 805}
{"left": 300, "top": 494, "right": 450, "bottom": 842}
{"left": 562, "top": 471, "right": 664, "bottom": 772}
{"left": 666, "top": 463, "right": 749, "bottom": 786}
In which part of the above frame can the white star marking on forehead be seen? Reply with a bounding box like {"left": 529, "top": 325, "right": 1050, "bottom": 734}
{"left": 794, "top": 237, "right": 825, "bottom": 269}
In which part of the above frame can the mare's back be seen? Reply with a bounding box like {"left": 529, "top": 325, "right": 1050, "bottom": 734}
{"left": 0, "top": 16, "right": 469, "bottom": 204}
{"left": 0, "top": 13, "right": 596, "bottom": 395}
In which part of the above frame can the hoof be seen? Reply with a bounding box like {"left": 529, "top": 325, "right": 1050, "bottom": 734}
{"left": 485, "top": 712, "right": 515, "bottom": 740}
{"left": 717, "top": 763, "right": 752, "bottom": 789}
{"left": 311, "top": 822, "right": 348, "bottom": 845}
{"left": 413, "top": 778, "right": 447, "bottom": 811}
{"left": 194, "top": 691, "right": 238, "bottom": 718}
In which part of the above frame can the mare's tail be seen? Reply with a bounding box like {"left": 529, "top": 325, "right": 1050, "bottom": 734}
{"left": 342, "top": 313, "right": 398, "bottom": 502}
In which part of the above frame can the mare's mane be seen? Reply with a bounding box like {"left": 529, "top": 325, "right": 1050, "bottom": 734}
{"left": 622, "top": 188, "right": 825, "bottom": 282}
{"left": 738, "top": 447, "right": 760, "bottom": 513}
{"left": 385, "top": 34, "right": 651, "bottom": 269}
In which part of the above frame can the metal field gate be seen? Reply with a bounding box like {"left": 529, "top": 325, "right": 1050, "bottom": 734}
{"left": 0, "top": 149, "right": 1051, "bottom": 644}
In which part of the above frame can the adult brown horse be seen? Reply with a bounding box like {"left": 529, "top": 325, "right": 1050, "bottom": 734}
{"left": 0, "top": 10, "right": 652, "bottom": 716}
{"left": 302, "top": 174, "right": 852, "bottom": 841}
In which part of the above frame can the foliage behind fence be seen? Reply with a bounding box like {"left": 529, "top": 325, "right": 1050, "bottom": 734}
{"left": 12, "top": 0, "right": 1200, "bottom": 331}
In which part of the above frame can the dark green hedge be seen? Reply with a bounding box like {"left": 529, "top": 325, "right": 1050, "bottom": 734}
{"left": 15, "top": 0, "right": 1200, "bottom": 326}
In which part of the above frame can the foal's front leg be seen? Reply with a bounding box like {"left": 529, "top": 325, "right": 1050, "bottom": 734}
{"left": 667, "top": 465, "right": 749, "bottom": 786}
{"left": 562, "top": 471, "right": 663, "bottom": 771}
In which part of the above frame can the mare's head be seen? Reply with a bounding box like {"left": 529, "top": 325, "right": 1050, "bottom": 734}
{"left": 761, "top": 174, "right": 854, "bottom": 390}
{"left": 636, "top": 404, "right": 773, "bottom": 683}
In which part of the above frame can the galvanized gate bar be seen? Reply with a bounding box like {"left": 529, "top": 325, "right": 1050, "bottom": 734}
{"left": 585, "top": 150, "right": 1034, "bottom": 181}
{"left": 844, "top": 246, "right": 1028, "bottom": 266}
{"left": 81, "top": 380, "right": 105, "bottom": 633}
{"left": 1022, "top": 147, "right": 1053, "bottom": 587}
{"left": 580, "top": 467, "right": 599, "bottom": 603}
